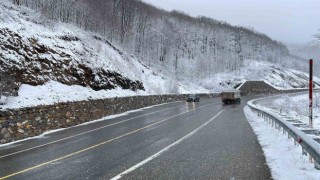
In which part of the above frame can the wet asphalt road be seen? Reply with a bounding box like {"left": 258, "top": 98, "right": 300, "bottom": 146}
{"left": 0, "top": 97, "right": 271, "bottom": 180}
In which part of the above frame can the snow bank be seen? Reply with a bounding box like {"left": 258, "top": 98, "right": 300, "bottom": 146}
{"left": 244, "top": 106, "right": 319, "bottom": 180}
{"left": 0, "top": 81, "right": 148, "bottom": 109}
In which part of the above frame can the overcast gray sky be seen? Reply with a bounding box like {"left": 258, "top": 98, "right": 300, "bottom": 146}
{"left": 143, "top": 0, "right": 319, "bottom": 45}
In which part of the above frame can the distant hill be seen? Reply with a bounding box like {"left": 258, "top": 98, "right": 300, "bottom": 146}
{"left": 8, "top": 0, "right": 295, "bottom": 82}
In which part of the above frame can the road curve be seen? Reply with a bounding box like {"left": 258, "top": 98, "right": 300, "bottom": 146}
{"left": 0, "top": 97, "right": 271, "bottom": 180}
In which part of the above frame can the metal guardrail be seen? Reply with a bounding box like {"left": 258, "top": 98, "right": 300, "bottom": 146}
{"left": 247, "top": 98, "right": 320, "bottom": 170}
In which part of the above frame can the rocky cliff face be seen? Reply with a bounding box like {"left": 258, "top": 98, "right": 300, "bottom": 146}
{"left": 0, "top": 28, "right": 144, "bottom": 92}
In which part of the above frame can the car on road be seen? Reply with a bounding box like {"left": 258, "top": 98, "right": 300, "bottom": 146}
{"left": 186, "top": 94, "right": 200, "bottom": 102}
{"left": 221, "top": 90, "right": 241, "bottom": 104}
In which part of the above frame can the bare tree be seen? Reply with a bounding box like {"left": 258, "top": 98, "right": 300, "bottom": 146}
{"left": 11, "top": 0, "right": 291, "bottom": 83}
{"left": 13, "top": 0, "right": 20, "bottom": 5}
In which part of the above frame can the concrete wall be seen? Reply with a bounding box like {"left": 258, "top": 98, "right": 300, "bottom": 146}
{"left": 239, "top": 81, "right": 279, "bottom": 95}
{"left": 0, "top": 93, "right": 217, "bottom": 144}
{"left": 239, "top": 81, "right": 309, "bottom": 96}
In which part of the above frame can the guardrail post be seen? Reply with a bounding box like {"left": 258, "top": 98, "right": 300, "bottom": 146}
{"left": 249, "top": 103, "right": 320, "bottom": 171}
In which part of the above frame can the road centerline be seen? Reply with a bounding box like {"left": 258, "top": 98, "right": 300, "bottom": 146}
{"left": 0, "top": 102, "right": 191, "bottom": 159}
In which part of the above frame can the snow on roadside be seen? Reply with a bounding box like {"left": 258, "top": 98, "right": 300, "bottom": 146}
{"left": 258, "top": 93, "right": 320, "bottom": 129}
{"left": 0, "top": 128, "right": 65, "bottom": 148}
{"left": 0, "top": 79, "right": 210, "bottom": 110}
{"left": 244, "top": 106, "right": 319, "bottom": 180}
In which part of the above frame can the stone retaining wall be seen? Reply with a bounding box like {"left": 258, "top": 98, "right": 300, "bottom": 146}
{"left": 0, "top": 88, "right": 312, "bottom": 144}
{"left": 0, "top": 93, "right": 217, "bottom": 144}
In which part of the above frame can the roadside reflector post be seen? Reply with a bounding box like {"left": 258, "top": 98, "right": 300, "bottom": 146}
{"left": 309, "top": 59, "right": 313, "bottom": 129}
{"left": 309, "top": 59, "right": 314, "bottom": 163}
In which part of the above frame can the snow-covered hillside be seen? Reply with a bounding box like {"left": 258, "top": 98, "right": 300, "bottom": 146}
{"left": 200, "top": 60, "right": 320, "bottom": 92}
{"left": 0, "top": 1, "right": 143, "bottom": 91}
{"left": 0, "top": 0, "right": 211, "bottom": 109}
{"left": 0, "top": 0, "right": 319, "bottom": 109}
{"left": 0, "top": 1, "right": 209, "bottom": 91}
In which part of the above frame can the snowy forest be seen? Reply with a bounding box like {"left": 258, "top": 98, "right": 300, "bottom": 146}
{"left": 10, "top": 0, "right": 291, "bottom": 82}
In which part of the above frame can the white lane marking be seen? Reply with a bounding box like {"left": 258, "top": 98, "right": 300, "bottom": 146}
{"left": 0, "top": 104, "right": 185, "bottom": 159}
{"left": 0, "top": 101, "right": 217, "bottom": 159}
{"left": 110, "top": 107, "right": 227, "bottom": 180}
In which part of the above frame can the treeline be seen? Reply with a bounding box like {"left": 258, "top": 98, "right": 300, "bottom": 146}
{"left": 12, "top": 0, "right": 289, "bottom": 81}
{"left": 314, "top": 30, "right": 320, "bottom": 45}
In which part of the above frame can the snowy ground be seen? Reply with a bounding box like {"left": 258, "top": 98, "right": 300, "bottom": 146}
{"left": 244, "top": 106, "right": 320, "bottom": 180}
{"left": 258, "top": 93, "right": 320, "bottom": 129}
{"left": 0, "top": 81, "right": 149, "bottom": 109}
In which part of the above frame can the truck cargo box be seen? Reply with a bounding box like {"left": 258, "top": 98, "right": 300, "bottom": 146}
{"left": 220, "top": 90, "right": 241, "bottom": 104}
